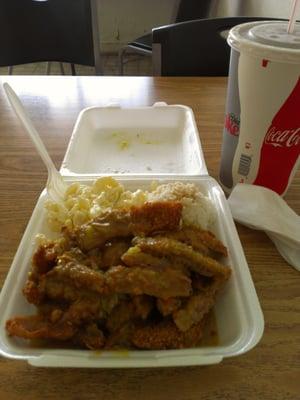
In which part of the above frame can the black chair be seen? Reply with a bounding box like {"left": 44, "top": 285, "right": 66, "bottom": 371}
{"left": 152, "top": 17, "right": 283, "bottom": 76}
{"left": 0, "top": 0, "right": 101, "bottom": 75}
{"left": 118, "top": 0, "right": 216, "bottom": 74}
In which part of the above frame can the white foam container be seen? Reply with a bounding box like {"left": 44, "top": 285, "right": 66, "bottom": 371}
{"left": 60, "top": 103, "right": 208, "bottom": 177}
{"left": 0, "top": 103, "right": 264, "bottom": 368}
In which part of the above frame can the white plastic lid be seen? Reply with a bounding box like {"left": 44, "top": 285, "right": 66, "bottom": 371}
{"left": 61, "top": 103, "right": 208, "bottom": 177}
{"left": 228, "top": 21, "right": 300, "bottom": 63}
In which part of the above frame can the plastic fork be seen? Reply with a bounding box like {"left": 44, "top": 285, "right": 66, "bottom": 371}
{"left": 3, "top": 82, "right": 67, "bottom": 204}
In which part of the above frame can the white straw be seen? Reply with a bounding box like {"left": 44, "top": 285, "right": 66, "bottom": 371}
{"left": 287, "top": 0, "right": 300, "bottom": 33}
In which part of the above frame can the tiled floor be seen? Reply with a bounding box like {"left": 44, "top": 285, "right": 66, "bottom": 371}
{"left": 0, "top": 53, "right": 153, "bottom": 76}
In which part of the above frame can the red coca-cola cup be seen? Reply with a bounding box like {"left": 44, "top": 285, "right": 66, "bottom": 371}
{"left": 219, "top": 21, "right": 300, "bottom": 196}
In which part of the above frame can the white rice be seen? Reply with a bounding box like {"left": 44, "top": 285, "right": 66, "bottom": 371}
{"left": 148, "top": 182, "right": 216, "bottom": 230}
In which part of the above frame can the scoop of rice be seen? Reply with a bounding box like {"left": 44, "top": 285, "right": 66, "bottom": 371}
{"left": 148, "top": 182, "right": 215, "bottom": 230}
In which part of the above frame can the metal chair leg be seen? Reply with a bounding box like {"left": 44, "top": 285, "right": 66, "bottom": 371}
{"left": 71, "top": 63, "right": 76, "bottom": 76}
{"left": 118, "top": 47, "right": 127, "bottom": 75}
{"left": 152, "top": 43, "right": 162, "bottom": 76}
{"left": 91, "top": 0, "right": 103, "bottom": 75}
{"left": 46, "top": 62, "right": 51, "bottom": 75}
{"left": 59, "top": 62, "right": 65, "bottom": 75}
{"left": 8, "top": 66, "right": 13, "bottom": 75}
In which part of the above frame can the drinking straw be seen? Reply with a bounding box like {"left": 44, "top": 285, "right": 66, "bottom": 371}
{"left": 287, "top": 0, "right": 300, "bottom": 33}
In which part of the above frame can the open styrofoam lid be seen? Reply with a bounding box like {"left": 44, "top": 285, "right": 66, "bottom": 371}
{"left": 60, "top": 103, "right": 208, "bottom": 176}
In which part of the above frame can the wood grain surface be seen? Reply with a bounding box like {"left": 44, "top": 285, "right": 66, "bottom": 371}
{"left": 0, "top": 76, "right": 299, "bottom": 400}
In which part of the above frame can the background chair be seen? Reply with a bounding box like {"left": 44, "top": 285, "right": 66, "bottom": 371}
{"left": 0, "top": 0, "right": 101, "bottom": 75}
{"left": 118, "top": 0, "right": 217, "bottom": 74}
{"left": 152, "top": 16, "right": 283, "bottom": 76}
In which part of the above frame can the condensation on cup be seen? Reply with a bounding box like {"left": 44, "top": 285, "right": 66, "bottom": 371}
{"left": 219, "top": 21, "right": 300, "bottom": 196}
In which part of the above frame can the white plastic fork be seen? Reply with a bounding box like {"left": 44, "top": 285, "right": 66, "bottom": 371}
{"left": 3, "top": 82, "right": 68, "bottom": 204}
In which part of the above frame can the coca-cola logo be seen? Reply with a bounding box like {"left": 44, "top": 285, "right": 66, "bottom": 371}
{"left": 224, "top": 113, "right": 240, "bottom": 136}
{"left": 264, "top": 126, "right": 300, "bottom": 148}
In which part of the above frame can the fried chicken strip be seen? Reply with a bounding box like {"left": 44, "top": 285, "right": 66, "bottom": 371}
{"left": 159, "top": 227, "right": 228, "bottom": 258}
{"left": 30, "top": 263, "right": 118, "bottom": 316}
{"left": 122, "top": 246, "right": 188, "bottom": 277}
{"left": 173, "top": 292, "right": 215, "bottom": 332}
{"left": 23, "top": 280, "right": 45, "bottom": 305}
{"left": 133, "top": 237, "right": 231, "bottom": 279}
{"left": 72, "top": 201, "right": 183, "bottom": 251}
{"left": 32, "top": 237, "right": 70, "bottom": 275}
{"left": 32, "top": 242, "right": 59, "bottom": 275}
{"left": 130, "top": 201, "right": 182, "bottom": 235}
{"left": 106, "top": 299, "right": 135, "bottom": 333}
{"left": 6, "top": 290, "right": 117, "bottom": 346}
{"left": 6, "top": 314, "right": 106, "bottom": 349}
{"left": 122, "top": 246, "right": 177, "bottom": 269}
{"left": 132, "top": 319, "right": 204, "bottom": 349}
{"left": 105, "top": 323, "right": 134, "bottom": 349}
{"left": 132, "top": 295, "right": 154, "bottom": 320}
{"left": 6, "top": 315, "right": 76, "bottom": 341}
{"left": 106, "top": 296, "right": 153, "bottom": 333}
{"left": 156, "top": 298, "right": 182, "bottom": 317}
{"left": 23, "top": 249, "right": 107, "bottom": 305}
{"left": 73, "top": 209, "right": 132, "bottom": 251}
{"left": 102, "top": 239, "right": 131, "bottom": 269}
{"left": 73, "top": 323, "right": 105, "bottom": 349}
{"left": 105, "top": 296, "right": 153, "bottom": 348}
{"left": 58, "top": 247, "right": 102, "bottom": 271}
{"left": 45, "top": 262, "right": 107, "bottom": 294}
{"left": 106, "top": 265, "right": 191, "bottom": 299}
{"left": 173, "top": 273, "right": 230, "bottom": 332}
{"left": 40, "top": 287, "right": 118, "bottom": 326}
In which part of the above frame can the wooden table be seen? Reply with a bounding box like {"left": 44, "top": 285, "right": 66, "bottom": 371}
{"left": 0, "top": 76, "right": 299, "bottom": 400}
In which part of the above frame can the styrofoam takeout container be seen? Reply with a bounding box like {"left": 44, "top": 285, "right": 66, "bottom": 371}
{"left": 60, "top": 103, "right": 208, "bottom": 177}
{"left": 0, "top": 103, "right": 264, "bottom": 368}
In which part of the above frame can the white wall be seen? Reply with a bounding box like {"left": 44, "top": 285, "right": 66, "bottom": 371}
{"left": 216, "top": 0, "right": 294, "bottom": 18}
{"left": 242, "top": 0, "right": 293, "bottom": 18}
{"left": 97, "top": 0, "right": 295, "bottom": 52}
{"left": 97, "top": 0, "right": 175, "bottom": 52}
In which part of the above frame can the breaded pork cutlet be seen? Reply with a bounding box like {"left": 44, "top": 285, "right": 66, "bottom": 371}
{"left": 156, "top": 297, "right": 182, "bottom": 317}
{"left": 121, "top": 246, "right": 184, "bottom": 272}
{"left": 71, "top": 201, "right": 183, "bottom": 251}
{"left": 7, "top": 190, "right": 232, "bottom": 350}
{"left": 133, "top": 236, "right": 230, "bottom": 279}
{"left": 158, "top": 226, "right": 228, "bottom": 258}
{"left": 132, "top": 319, "right": 205, "bottom": 349}
{"left": 130, "top": 201, "right": 182, "bottom": 235}
{"left": 6, "top": 314, "right": 77, "bottom": 341}
{"left": 6, "top": 294, "right": 113, "bottom": 348}
{"left": 105, "top": 265, "right": 192, "bottom": 299}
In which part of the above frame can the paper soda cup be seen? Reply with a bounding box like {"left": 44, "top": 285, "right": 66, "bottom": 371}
{"left": 219, "top": 21, "right": 300, "bottom": 196}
